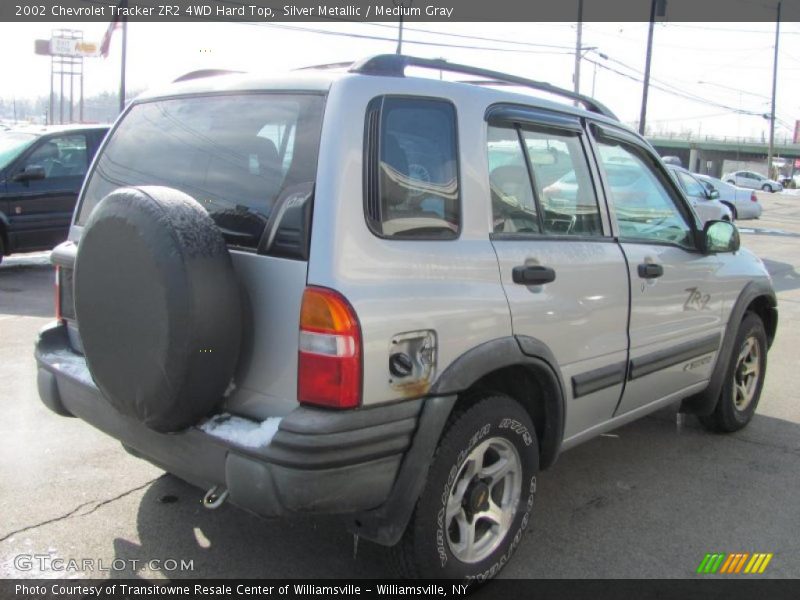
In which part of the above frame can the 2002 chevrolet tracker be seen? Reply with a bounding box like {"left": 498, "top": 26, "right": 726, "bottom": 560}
{"left": 35, "top": 55, "right": 777, "bottom": 580}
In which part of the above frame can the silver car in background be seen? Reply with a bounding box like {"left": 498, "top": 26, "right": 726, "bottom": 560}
{"left": 694, "top": 173, "right": 762, "bottom": 220}
{"left": 666, "top": 165, "right": 733, "bottom": 223}
{"left": 723, "top": 170, "right": 783, "bottom": 193}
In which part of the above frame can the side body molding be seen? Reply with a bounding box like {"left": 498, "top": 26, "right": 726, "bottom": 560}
{"left": 430, "top": 336, "right": 566, "bottom": 469}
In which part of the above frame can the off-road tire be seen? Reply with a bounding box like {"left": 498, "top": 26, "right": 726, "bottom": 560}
{"left": 391, "top": 394, "right": 538, "bottom": 580}
{"left": 699, "top": 312, "right": 767, "bottom": 433}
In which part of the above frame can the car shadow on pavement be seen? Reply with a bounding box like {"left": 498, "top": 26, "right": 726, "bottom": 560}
{"left": 107, "top": 403, "right": 800, "bottom": 579}
{"left": 111, "top": 475, "right": 394, "bottom": 579}
{"left": 761, "top": 258, "right": 800, "bottom": 293}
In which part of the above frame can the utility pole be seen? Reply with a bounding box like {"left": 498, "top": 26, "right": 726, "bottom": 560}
{"left": 639, "top": 0, "right": 667, "bottom": 135}
{"left": 119, "top": 0, "right": 128, "bottom": 114}
{"left": 574, "top": 0, "right": 584, "bottom": 95}
{"left": 766, "top": 0, "right": 781, "bottom": 180}
{"left": 394, "top": 0, "right": 412, "bottom": 55}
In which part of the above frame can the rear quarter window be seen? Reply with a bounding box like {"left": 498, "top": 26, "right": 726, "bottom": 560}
{"left": 364, "top": 96, "right": 460, "bottom": 239}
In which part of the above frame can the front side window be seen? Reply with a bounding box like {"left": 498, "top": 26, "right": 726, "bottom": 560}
{"left": 23, "top": 134, "right": 87, "bottom": 178}
{"left": 365, "top": 96, "right": 459, "bottom": 239}
{"left": 78, "top": 93, "right": 324, "bottom": 250}
{"left": 676, "top": 171, "right": 706, "bottom": 198}
{"left": 596, "top": 138, "right": 694, "bottom": 248}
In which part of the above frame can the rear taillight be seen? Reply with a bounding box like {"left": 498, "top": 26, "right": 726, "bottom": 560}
{"left": 751, "top": 192, "right": 758, "bottom": 202}
{"left": 55, "top": 266, "right": 62, "bottom": 322}
{"left": 298, "top": 286, "right": 362, "bottom": 409}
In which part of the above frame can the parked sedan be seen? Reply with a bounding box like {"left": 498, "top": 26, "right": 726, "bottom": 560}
{"left": 722, "top": 170, "right": 783, "bottom": 193}
{"left": 666, "top": 165, "right": 733, "bottom": 223}
{"left": 0, "top": 124, "right": 109, "bottom": 263}
{"left": 694, "top": 173, "right": 762, "bottom": 220}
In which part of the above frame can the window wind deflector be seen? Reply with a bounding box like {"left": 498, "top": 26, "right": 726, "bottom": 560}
{"left": 486, "top": 105, "right": 583, "bottom": 135}
{"left": 590, "top": 123, "right": 644, "bottom": 147}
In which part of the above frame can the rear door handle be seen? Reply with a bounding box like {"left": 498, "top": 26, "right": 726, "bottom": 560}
{"left": 512, "top": 265, "right": 556, "bottom": 285}
{"left": 637, "top": 263, "right": 664, "bottom": 279}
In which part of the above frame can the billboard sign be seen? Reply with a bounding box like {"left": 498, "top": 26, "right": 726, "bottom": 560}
{"left": 35, "top": 37, "right": 99, "bottom": 57}
{"left": 50, "top": 37, "right": 99, "bottom": 56}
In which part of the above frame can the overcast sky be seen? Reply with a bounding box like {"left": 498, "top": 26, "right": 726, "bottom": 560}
{"left": 1, "top": 20, "right": 798, "bottom": 138}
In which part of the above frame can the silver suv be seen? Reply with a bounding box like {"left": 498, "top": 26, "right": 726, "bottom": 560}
{"left": 35, "top": 55, "right": 777, "bottom": 580}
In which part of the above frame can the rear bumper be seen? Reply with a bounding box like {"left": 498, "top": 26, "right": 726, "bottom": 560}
{"left": 35, "top": 322, "right": 451, "bottom": 529}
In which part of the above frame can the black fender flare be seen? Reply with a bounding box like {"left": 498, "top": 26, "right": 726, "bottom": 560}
{"left": 430, "top": 335, "right": 566, "bottom": 470}
{"left": 352, "top": 336, "right": 566, "bottom": 546}
{"left": 680, "top": 279, "right": 777, "bottom": 416}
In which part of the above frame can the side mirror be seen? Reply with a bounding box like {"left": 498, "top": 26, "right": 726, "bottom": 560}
{"left": 702, "top": 220, "right": 739, "bottom": 254}
{"left": 708, "top": 188, "right": 720, "bottom": 200}
{"left": 13, "top": 164, "right": 46, "bottom": 182}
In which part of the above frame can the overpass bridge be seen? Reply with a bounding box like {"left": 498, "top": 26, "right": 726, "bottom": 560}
{"left": 648, "top": 134, "right": 800, "bottom": 179}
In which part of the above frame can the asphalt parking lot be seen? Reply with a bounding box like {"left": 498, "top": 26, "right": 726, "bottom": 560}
{"left": 1, "top": 192, "right": 799, "bottom": 580}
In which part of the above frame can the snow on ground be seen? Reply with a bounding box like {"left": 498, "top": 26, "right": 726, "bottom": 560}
{"left": 38, "top": 348, "right": 95, "bottom": 386}
{"left": 200, "top": 413, "right": 282, "bottom": 448}
{"left": 0, "top": 251, "right": 51, "bottom": 268}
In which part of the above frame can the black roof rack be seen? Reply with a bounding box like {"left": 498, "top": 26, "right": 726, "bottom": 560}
{"left": 173, "top": 69, "right": 244, "bottom": 83}
{"left": 347, "top": 54, "right": 617, "bottom": 121}
{"left": 295, "top": 61, "right": 354, "bottom": 72}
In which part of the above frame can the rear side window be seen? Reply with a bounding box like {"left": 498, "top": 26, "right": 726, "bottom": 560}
{"left": 487, "top": 124, "right": 602, "bottom": 237}
{"left": 77, "top": 93, "right": 324, "bottom": 251}
{"left": 364, "top": 96, "right": 459, "bottom": 239}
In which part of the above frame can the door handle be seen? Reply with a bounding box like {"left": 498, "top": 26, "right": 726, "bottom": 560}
{"left": 637, "top": 263, "right": 664, "bottom": 279}
{"left": 512, "top": 265, "right": 556, "bottom": 285}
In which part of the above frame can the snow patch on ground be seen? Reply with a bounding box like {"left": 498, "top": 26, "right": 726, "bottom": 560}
{"left": 39, "top": 348, "right": 95, "bottom": 386}
{"left": 200, "top": 413, "right": 282, "bottom": 448}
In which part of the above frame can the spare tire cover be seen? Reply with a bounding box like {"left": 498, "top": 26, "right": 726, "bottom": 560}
{"left": 74, "top": 186, "right": 242, "bottom": 432}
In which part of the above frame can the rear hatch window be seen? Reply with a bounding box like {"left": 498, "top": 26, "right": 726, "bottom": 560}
{"left": 77, "top": 93, "right": 324, "bottom": 250}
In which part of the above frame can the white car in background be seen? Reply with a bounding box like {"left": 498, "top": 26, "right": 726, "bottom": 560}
{"left": 694, "top": 174, "right": 762, "bottom": 220}
{"left": 666, "top": 165, "right": 733, "bottom": 224}
{"left": 723, "top": 170, "right": 783, "bottom": 193}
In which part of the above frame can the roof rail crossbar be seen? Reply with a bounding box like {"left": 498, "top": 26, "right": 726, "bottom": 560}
{"left": 173, "top": 69, "right": 244, "bottom": 83}
{"left": 348, "top": 54, "right": 617, "bottom": 120}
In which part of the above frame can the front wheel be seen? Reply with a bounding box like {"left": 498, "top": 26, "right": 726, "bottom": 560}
{"left": 391, "top": 394, "right": 538, "bottom": 580}
{"left": 699, "top": 312, "right": 767, "bottom": 433}
{"left": 761, "top": 184, "right": 772, "bottom": 193}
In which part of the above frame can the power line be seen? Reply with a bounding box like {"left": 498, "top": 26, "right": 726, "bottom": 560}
{"left": 359, "top": 22, "right": 577, "bottom": 51}
{"left": 665, "top": 23, "right": 800, "bottom": 35}
{"left": 591, "top": 53, "right": 758, "bottom": 112}
{"left": 235, "top": 22, "right": 576, "bottom": 55}
{"left": 584, "top": 58, "right": 765, "bottom": 116}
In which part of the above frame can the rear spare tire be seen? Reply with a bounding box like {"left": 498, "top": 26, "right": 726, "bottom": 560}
{"left": 74, "top": 186, "right": 242, "bottom": 432}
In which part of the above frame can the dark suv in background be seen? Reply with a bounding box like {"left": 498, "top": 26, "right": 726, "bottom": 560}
{"left": 0, "top": 124, "right": 108, "bottom": 263}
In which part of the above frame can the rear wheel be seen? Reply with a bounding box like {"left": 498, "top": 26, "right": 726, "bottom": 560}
{"left": 391, "top": 394, "right": 538, "bottom": 580}
{"left": 699, "top": 312, "right": 766, "bottom": 433}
